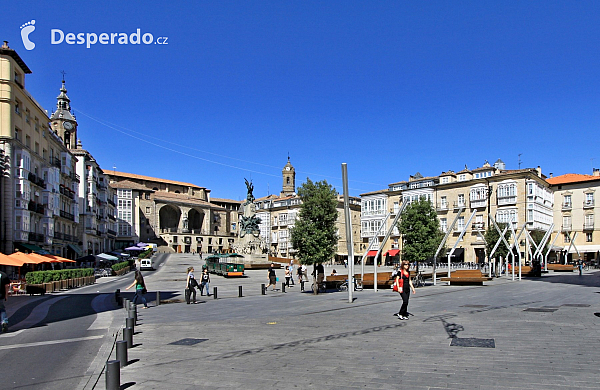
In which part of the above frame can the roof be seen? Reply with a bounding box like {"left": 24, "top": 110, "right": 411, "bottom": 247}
{"left": 108, "top": 171, "right": 206, "bottom": 189}
{"left": 546, "top": 173, "right": 600, "bottom": 185}
{"left": 153, "top": 192, "right": 223, "bottom": 209}
{"left": 359, "top": 189, "right": 389, "bottom": 196}
{"left": 210, "top": 197, "right": 243, "bottom": 204}
{"left": 109, "top": 179, "right": 153, "bottom": 191}
{"left": 0, "top": 42, "right": 31, "bottom": 73}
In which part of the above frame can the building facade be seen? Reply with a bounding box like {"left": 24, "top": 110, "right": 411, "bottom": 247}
{"left": 547, "top": 170, "right": 600, "bottom": 264}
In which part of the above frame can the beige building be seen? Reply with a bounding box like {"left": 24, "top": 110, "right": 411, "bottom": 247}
{"left": 547, "top": 170, "right": 600, "bottom": 264}
{"left": 107, "top": 171, "right": 240, "bottom": 253}
{"left": 361, "top": 160, "right": 554, "bottom": 264}
{"left": 255, "top": 158, "right": 362, "bottom": 263}
{"left": 0, "top": 42, "right": 81, "bottom": 258}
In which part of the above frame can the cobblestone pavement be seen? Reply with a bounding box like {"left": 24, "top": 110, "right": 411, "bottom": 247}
{"left": 103, "top": 254, "right": 600, "bottom": 389}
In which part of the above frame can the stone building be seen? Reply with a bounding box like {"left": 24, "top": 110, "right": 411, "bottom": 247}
{"left": 0, "top": 42, "right": 81, "bottom": 258}
{"left": 107, "top": 171, "right": 239, "bottom": 253}
{"left": 547, "top": 170, "right": 600, "bottom": 264}
{"left": 360, "top": 160, "right": 554, "bottom": 264}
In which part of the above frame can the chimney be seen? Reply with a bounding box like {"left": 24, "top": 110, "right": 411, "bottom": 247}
{"left": 1, "top": 41, "right": 9, "bottom": 49}
{"left": 536, "top": 166, "right": 542, "bottom": 177}
{"left": 549, "top": 173, "right": 553, "bottom": 178}
{"left": 593, "top": 168, "right": 600, "bottom": 177}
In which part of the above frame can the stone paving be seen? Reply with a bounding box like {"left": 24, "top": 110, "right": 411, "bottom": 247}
{"left": 102, "top": 254, "right": 600, "bottom": 389}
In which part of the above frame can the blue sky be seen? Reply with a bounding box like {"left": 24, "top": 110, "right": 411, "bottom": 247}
{"left": 3, "top": 1, "right": 600, "bottom": 200}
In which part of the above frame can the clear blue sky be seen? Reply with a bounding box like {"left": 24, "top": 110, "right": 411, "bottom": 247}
{"left": 3, "top": 1, "right": 600, "bottom": 200}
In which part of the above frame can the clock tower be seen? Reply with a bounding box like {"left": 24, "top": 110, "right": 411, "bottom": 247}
{"left": 50, "top": 78, "right": 78, "bottom": 149}
{"left": 281, "top": 157, "right": 296, "bottom": 197}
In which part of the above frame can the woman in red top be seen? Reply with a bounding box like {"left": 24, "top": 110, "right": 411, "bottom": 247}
{"left": 395, "top": 261, "right": 416, "bottom": 320}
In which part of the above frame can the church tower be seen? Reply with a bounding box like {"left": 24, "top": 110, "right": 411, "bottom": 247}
{"left": 281, "top": 157, "right": 296, "bottom": 197}
{"left": 50, "top": 77, "right": 78, "bottom": 149}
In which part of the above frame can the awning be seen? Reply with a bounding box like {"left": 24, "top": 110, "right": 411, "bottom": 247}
{"left": 568, "top": 245, "right": 600, "bottom": 253}
{"left": 385, "top": 249, "right": 400, "bottom": 257}
{"left": 136, "top": 242, "right": 149, "bottom": 247}
{"left": 97, "top": 253, "right": 119, "bottom": 261}
{"left": 366, "top": 250, "right": 379, "bottom": 257}
{"left": 15, "top": 243, "right": 50, "bottom": 255}
{"left": 67, "top": 244, "right": 83, "bottom": 256}
{"left": 125, "top": 246, "right": 145, "bottom": 251}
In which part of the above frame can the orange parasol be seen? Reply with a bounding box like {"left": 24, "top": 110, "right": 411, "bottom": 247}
{"left": 0, "top": 253, "right": 25, "bottom": 267}
{"left": 22, "top": 253, "right": 55, "bottom": 264}
{"left": 8, "top": 252, "right": 39, "bottom": 265}
{"left": 44, "top": 254, "right": 77, "bottom": 263}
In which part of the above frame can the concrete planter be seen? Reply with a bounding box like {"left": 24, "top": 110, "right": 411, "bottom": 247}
{"left": 44, "top": 282, "right": 54, "bottom": 293}
{"left": 26, "top": 284, "right": 45, "bottom": 295}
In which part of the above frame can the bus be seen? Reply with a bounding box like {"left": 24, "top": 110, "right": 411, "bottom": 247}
{"left": 204, "top": 253, "right": 245, "bottom": 277}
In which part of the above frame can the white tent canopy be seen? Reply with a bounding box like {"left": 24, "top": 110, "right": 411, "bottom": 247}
{"left": 97, "top": 253, "right": 119, "bottom": 261}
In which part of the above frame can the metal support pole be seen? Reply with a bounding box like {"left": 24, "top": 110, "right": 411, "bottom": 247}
{"left": 545, "top": 230, "right": 560, "bottom": 272}
{"left": 123, "top": 327, "right": 133, "bottom": 349}
{"left": 239, "top": 286, "right": 243, "bottom": 297}
{"left": 341, "top": 163, "right": 354, "bottom": 303}
{"left": 213, "top": 286, "right": 217, "bottom": 299}
{"left": 282, "top": 283, "right": 286, "bottom": 293}
{"left": 261, "top": 283, "right": 266, "bottom": 295}
{"left": 116, "top": 340, "right": 128, "bottom": 367}
{"left": 105, "top": 360, "right": 120, "bottom": 390}
{"left": 156, "top": 291, "right": 160, "bottom": 306}
{"left": 433, "top": 207, "right": 464, "bottom": 285}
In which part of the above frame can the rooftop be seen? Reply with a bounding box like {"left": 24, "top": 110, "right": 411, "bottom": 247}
{"left": 108, "top": 170, "right": 206, "bottom": 190}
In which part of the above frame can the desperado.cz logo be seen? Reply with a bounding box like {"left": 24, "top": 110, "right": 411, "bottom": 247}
{"left": 52, "top": 28, "right": 168, "bottom": 48}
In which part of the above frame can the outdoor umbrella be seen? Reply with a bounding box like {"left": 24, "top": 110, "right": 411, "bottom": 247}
{"left": 9, "top": 252, "right": 45, "bottom": 265}
{"left": 23, "top": 253, "right": 56, "bottom": 264}
{"left": 97, "top": 253, "right": 119, "bottom": 261}
{"left": 0, "top": 253, "right": 26, "bottom": 267}
{"left": 44, "top": 254, "right": 77, "bottom": 263}
{"left": 136, "top": 242, "right": 149, "bottom": 247}
{"left": 125, "top": 246, "right": 145, "bottom": 251}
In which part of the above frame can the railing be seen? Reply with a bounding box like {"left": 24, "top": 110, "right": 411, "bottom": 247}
{"left": 28, "top": 172, "right": 46, "bottom": 189}
{"left": 561, "top": 224, "right": 572, "bottom": 232}
{"left": 453, "top": 201, "right": 466, "bottom": 209}
{"left": 60, "top": 187, "right": 75, "bottom": 199}
{"left": 583, "top": 200, "right": 595, "bottom": 209}
{"left": 60, "top": 210, "right": 75, "bottom": 221}
{"left": 64, "top": 233, "right": 75, "bottom": 242}
{"left": 497, "top": 196, "right": 517, "bottom": 205}
{"left": 583, "top": 222, "right": 594, "bottom": 230}
{"left": 50, "top": 157, "right": 61, "bottom": 168}
{"left": 362, "top": 210, "right": 387, "bottom": 217}
{"left": 54, "top": 232, "right": 63, "bottom": 240}
{"left": 561, "top": 202, "right": 572, "bottom": 210}
{"left": 472, "top": 222, "right": 485, "bottom": 231}
{"left": 470, "top": 199, "right": 487, "bottom": 208}
{"left": 28, "top": 232, "right": 44, "bottom": 242}
{"left": 108, "top": 198, "right": 115, "bottom": 207}
{"left": 437, "top": 202, "right": 448, "bottom": 211}
{"left": 108, "top": 214, "right": 116, "bottom": 221}
{"left": 28, "top": 201, "right": 45, "bottom": 215}
{"left": 107, "top": 229, "right": 117, "bottom": 236}
{"left": 70, "top": 172, "right": 80, "bottom": 182}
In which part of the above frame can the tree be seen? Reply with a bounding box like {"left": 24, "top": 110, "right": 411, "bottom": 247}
{"left": 398, "top": 197, "right": 442, "bottom": 267}
{"left": 289, "top": 178, "right": 338, "bottom": 268}
{"left": 484, "top": 222, "right": 511, "bottom": 261}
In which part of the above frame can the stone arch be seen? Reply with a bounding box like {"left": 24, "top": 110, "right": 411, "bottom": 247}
{"left": 159, "top": 205, "right": 181, "bottom": 231}
{"left": 188, "top": 208, "right": 205, "bottom": 232}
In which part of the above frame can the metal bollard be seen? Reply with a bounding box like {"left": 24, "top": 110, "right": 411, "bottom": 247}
{"left": 123, "top": 298, "right": 129, "bottom": 311}
{"left": 282, "top": 283, "right": 286, "bottom": 293}
{"left": 123, "top": 327, "right": 133, "bottom": 349}
{"left": 105, "top": 360, "right": 120, "bottom": 390}
{"left": 239, "top": 286, "right": 243, "bottom": 297}
{"left": 115, "top": 289, "right": 121, "bottom": 307}
{"left": 116, "top": 340, "right": 128, "bottom": 367}
{"left": 156, "top": 291, "right": 160, "bottom": 306}
{"left": 213, "top": 286, "right": 217, "bottom": 299}
{"left": 131, "top": 305, "right": 138, "bottom": 322}
{"left": 261, "top": 284, "right": 266, "bottom": 295}
{"left": 126, "top": 317, "right": 135, "bottom": 333}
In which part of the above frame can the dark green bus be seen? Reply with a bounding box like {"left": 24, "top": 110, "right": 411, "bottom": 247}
{"left": 205, "top": 253, "right": 245, "bottom": 277}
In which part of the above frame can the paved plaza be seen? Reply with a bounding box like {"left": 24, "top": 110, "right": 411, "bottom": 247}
{"left": 100, "top": 254, "right": 600, "bottom": 389}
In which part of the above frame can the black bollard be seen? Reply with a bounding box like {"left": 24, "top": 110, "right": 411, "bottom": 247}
{"left": 156, "top": 291, "right": 160, "bottom": 306}
{"left": 282, "top": 283, "right": 286, "bottom": 293}
{"left": 123, "top": 327, "right": 133, "bottom": 349}
{"left": 116, "top": 340, "right": 128, "bottom": 367}
{"left": 115, "top": 289, "right": 121, "bottom": 306}
{"left": 126, "top": 317, "right": 135, "bottom": 333}
{"left": 131, "top": 305, "right": 138, "bottom": 322}
{"left": 261, "top": 284, "right": 266, "bottom": 295}
{"left": 105, "top": 360, "right": 120, "bottom": 390}
{"left": 213, "top": 286, "right": 217, "bottom": 299}
{"left": 239, "top": 285, "right": 243, "bottom": 297}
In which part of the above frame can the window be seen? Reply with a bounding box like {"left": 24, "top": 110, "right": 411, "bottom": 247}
{"left": 440, "top": 196, "right": 447, "bottom": 209}
{"left": 563, "top": 195, "right": 572, "bottom": 208}
{"left": 15, "top": 128, "right": 21, "bottom": 141}
{"left": 15, "top": 99, "right": 21, "bottom": 115}
{"left": 440, "top": 218, "right": 447, "bottom": 233}
{"left": 585, "top": 214, "right": 594, "bottom": 229}
{"left": 562, "top": 215, "right": 571, "bottom": 230}
{"left": 564, "top": 233, "right": 571, "bottom": 243}
{"left": 146, "top": 207, "right": 151, "bottom": 214}
{"left": 441, "top": 177, "right": 449, "bottom": 184}
{"left": 458, "top": 194, "right": 465, "bottom": 207}
{"left": 35, "top": 142, "right": 39, "bottom": 155}
{"left": 586, "top": 232, "right": 593, "bottom": 242}
{"left": 458, "top": 174, "right": 466, "bottom": 181}
{"left": 585, "top": 193, "right": 594, "bottom": 207}
{"left": 457, "top": 216, "right": 465, "bottom": 231}
{"left": 25, "top": 135, "right": 31, "bottom": 148}
{"left": 14, "top": 71, "right": 23, "bottom": 86}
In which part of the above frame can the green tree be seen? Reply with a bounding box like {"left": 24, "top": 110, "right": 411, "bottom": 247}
{"left": 290, "top": 178, "right": 338, "bottom": 267}
{"left": 398, "top": 197, "right": 442, "bottom": 266}
{"left": 484, "top": 222, "right": 511, "bottom": 261}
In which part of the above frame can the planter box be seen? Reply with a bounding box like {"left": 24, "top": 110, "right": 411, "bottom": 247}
{"left": 26, "top": 284, "right": 45, "bottom": 295}
{"left": 44, "top": 282, "right": 54, "bottom": 293}
{"left": 53, "top": 281, "right": 61, "bottom": 291}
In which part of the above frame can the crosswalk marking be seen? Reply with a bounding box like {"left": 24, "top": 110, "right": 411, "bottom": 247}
{"left": 0, "top": 335, "right": 104, "bottom": 351}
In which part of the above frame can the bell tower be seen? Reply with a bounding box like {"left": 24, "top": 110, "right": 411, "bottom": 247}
{"left": 50, "top": 74, "right": 78, "bottom": 149}
{"left": 281, "top": 156, "right": 296, "bottom": 197}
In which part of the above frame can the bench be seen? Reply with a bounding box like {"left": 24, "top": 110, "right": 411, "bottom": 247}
{"left": 547, "top": 264, "right": 575, "bottom": 272}
{"left": 361, "top": 272, "right": 395, "bottom": 288}
{"left": 440, "top": 270, "right": 492, "bottom": 285}
{"left": 324, "top": 274, "right": 362, "bottom": 289}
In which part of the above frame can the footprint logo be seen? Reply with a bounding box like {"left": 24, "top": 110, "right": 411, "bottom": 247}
{"left": 20, "top": 20, "right": 36, "bottom": 51}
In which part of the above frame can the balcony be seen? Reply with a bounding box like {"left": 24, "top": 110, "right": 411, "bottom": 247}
{"left": 50, "top": 157, "right": 61, "bottom": 168}
{"left": 107, "top": 229, "right": 117, "bottom": 236}
{"left": 60, "top": 210, "right": 75, "bottom": 221}
{"left": 60, "top": 186, "right": 75, "bottom": 199}
{"left": 583, "top": 222, "right": 594, "bottom": 230}
{"left": 108, "top": 198, "right": 116, "bottom": 207}
{"left": 562, "top": 202, "right": 572, "bottom": 211}
{"left": 470, "top": 199, "right": 487, "bottom": 209}
{"left": 27, "top": 172, "right": 46, "bottom": 189}
{"left": 497, "top": 196, "right": 517, "bottom": 206}
{"left": 472, "top": 222, "right": 485, "bottom": 231}
{"left": 362, "top": 210, "right": 386, "bottom": 217}
{"left": 583, "top": 200, "right": 595, "bottom": 209}
{"left": 561, "top": 224, "right": 572, "bottom": 232}
{"left": 28, "top": 232, "right": 44, "bottom": 242}
{"left": 453, "top": 201, "right": 466, "bottom": 210}
{"left": 54, "top": 231, "right": 64, "bottom": 240}
{"left": 70, "top": 172, "right": 80, "bottom": 183}
{"left": 28, "top": 201, "right": 45, "bottom": 215}
{"left": 437, "top": 202, "right": 449, "bottom": 212}
{"left": 108, "top": 214, "right": 116, "bottom": 221}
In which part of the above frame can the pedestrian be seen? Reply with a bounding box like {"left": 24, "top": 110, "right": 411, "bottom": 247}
{"left": 200, "top": 268, "right": 211, "bottom": 296}
{"left": 312, "top": 263, "right": 325, "bottom": 287}
{"left": 394, "top": 261, "right": 415, "bottom": 320}
{"left": 126, "top": 270, "right": 148, "bottom": 309}
{"left": 578, "top": 260, "right": 583, "bottom": 276}
{"left": 185, "top": 266, "right": 198, "bottom": 304}
{"left": 285, "top": 266, "right": 291, "bottom": 287}
{"left": 344, "top": 259, "right": 348, "bottom": 268}
{"left": 0, "top": 270, "right": 10, "bottom": 332}
{"left": 288, "top": 261, "right": 295, "bottom": 286}
{"left": 266, "top": 263, "right": 277, "bottom": 291}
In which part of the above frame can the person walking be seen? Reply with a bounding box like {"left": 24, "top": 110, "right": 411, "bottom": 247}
{"left": 126, "top": 270, "right": 148, "bottom": 309}
{"left": 394, "top": 261, "right": 415, "bottom": 320}
{"left": 185, "top": 266, "right": 198, "bottom": 304}
{"left": 288, "top": 261, "right": 295, "bottom": 286}
{"left": 285, "top": 266, "right": 292, "bottom": 287}
{"left": 0, "top": 270, "right": 10, "bottom": 332}
{"left": 200, "top": 268, "right": 211, "bottom": 296}
{"left": 265, "top": 263, "right": 277, "bottom": 291}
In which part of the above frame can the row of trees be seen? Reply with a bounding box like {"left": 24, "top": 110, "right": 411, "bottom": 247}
{"left": 290, "top": 181, "right": 549, "bottom": 268}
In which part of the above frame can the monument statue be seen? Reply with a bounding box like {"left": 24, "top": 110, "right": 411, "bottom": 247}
{"left": 234, "top": 179, "right": 268, "bottom": 260}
